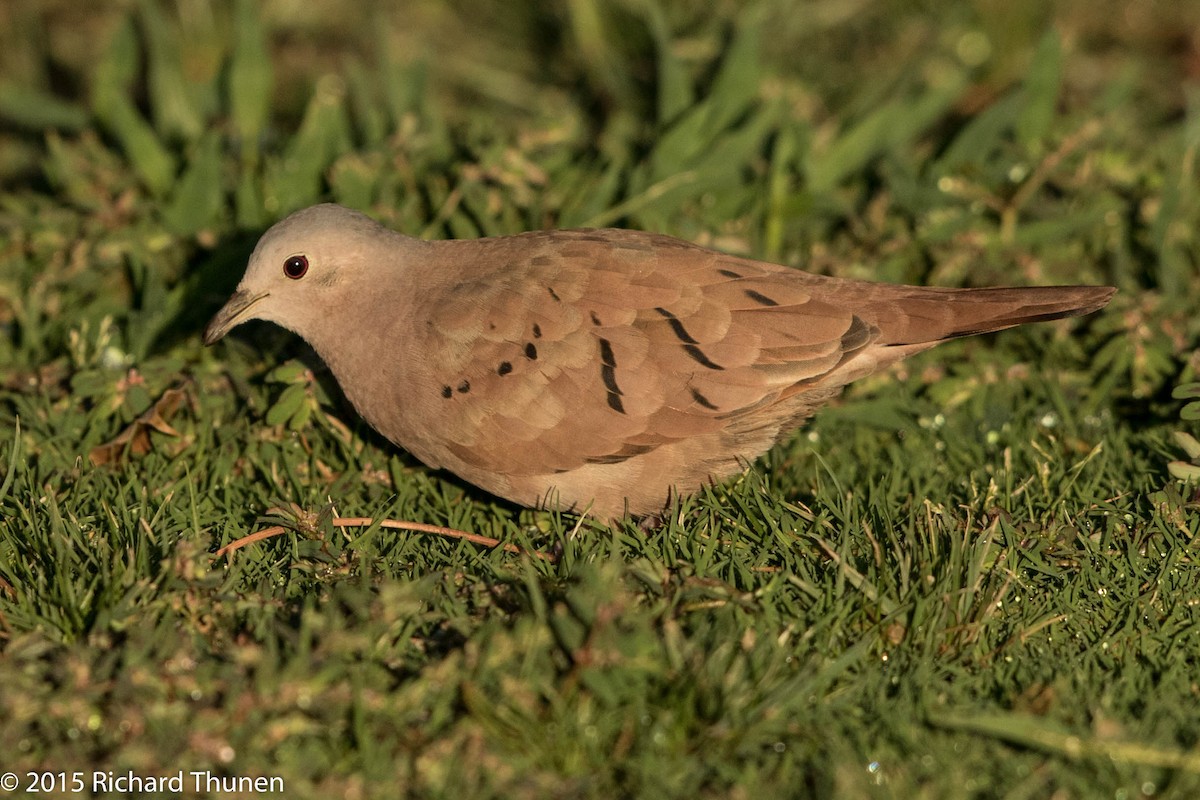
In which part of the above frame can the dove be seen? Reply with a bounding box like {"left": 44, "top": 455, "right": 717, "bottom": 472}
{"left": 204, "top": 203, "right": 1114, "bottom": 519}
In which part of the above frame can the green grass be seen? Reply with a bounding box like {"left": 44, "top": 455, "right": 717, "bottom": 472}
{"left": 2, "top": 1, "right": 1199, "bottom": 797}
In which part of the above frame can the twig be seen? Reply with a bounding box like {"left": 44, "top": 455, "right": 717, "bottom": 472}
{"left": 214, "top": 525, "right": 290, "bottom": 557}
{"left": 215, "top": 516, "right": 552, "bottom": 561}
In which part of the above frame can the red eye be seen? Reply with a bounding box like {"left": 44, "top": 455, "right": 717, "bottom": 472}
{"left": 283, "top": 255, "right": 308, "bottom": 279}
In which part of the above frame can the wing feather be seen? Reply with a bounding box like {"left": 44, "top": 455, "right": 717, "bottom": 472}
{"left": 411, "top": 230, "right": 877, "bottom": 475}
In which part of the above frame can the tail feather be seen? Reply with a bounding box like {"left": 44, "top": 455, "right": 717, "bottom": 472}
{"left": 861, "top": 285, "right": 1116, "bottom": 346}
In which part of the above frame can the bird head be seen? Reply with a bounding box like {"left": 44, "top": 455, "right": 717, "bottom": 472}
{"left": 203, "top": 203, "right": 396, "bottom": 346}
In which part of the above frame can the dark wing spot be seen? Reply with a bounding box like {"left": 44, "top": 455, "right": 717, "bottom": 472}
{"left": 489, "top": 321, "right": 497, "bottom": 330}
{"left": 744, "top": 289, "right": 780, "bottom": 307}
{"left": 590, "top": 311, "right": 601, "bottom": 326}
{"left": 598, "top": 338, "right": 626, "bottom": 414}
{"left": 598, "top": 339, "right": 618, "bottom": 373}
{"left": 655, "top": 307, "right": 724, "bottom": 369}
{"left": 653, "top": 307, "right": 699, "bottom": 344}
{"left": 457, "top": 380, "right": 471, "bottom": 394}
{"left": 718, "top": 268, "right": 743, "bottom": 279}
{"left": 547, "top": 287, "right": 561, "bottom": 302}
{"left": 525, "top": 342, "right": 538, "bottom": 360}
{"left": 497, "top": 361, "right": 513, "bottom": 376}
{"left": 683, "top": 344, "right": 724, "bottom": 370}
{"left": 532, "top": 323, "right": 542, "bottom": 338}
{"left": 690, "top": 387, "right": 719, "bottom": 410}
{"left": 441, "top": 386, "right": 453, "bottom": 399}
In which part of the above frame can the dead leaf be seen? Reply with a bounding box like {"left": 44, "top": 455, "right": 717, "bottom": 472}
{"left": 89, "top": 384, "right": 188, "bottom": 466}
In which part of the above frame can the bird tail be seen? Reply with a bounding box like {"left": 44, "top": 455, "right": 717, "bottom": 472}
{"left": 862, "top": 285, "right": 1116, "bottom": 346}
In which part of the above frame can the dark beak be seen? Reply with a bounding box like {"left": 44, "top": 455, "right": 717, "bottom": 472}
{"left": 203, "top": 289, "right": 268, "bottom": 345}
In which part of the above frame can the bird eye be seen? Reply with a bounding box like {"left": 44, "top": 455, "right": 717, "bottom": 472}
{"left": 283, "top": 255, "right": 309, "bottom": 280}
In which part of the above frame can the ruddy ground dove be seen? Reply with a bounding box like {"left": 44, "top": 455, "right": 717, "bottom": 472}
{"left": 204, "top": 204, "right": 1114, "bottom": 519}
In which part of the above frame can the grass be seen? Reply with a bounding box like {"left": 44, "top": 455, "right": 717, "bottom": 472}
{"left": 1, "top": 0, "right": 1199, "bottom": 797}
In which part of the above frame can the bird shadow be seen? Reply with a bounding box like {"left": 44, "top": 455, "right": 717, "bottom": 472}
{"left": 153, "top": 228, "right": 265, "bottom": 355}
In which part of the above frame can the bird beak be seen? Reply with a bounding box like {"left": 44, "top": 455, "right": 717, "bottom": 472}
{"left": 203, "top": 289, "right": 268, "bottom": 345}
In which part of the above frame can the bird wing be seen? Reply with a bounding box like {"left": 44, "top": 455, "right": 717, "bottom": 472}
{"left": 413, "top": 229, "right": 875, "bottom": 476}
